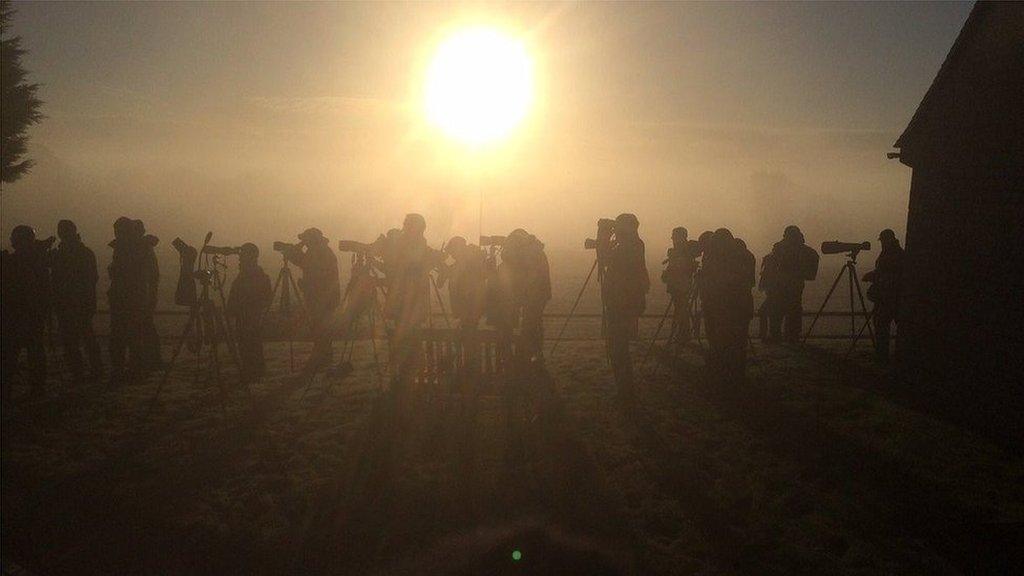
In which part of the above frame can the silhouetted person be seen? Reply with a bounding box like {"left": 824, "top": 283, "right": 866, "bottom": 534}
{"left": 383, "top": 214, "right": 440, "bottom": 332}
{"left": 601, "top": 213, "right": 650, "bottom": 401}
{"left": 134, "top": 220, "right": 163, "bottom": 370}
{"left": 864, "top": 229, "right": 904, "bottom": 363}
{"left": 226, "top": 243, "right": 272, "bottom": 383}
{"left": 108, "top": 217, "right": 159, "bottom": 383}
{"left": 1, "top": 225, "right": 52, "bottom": 396}
{"left": 495, "top": 229, "right": 551, "bottom": 362}
{"left": 280, "top": 227, "right": 340, "bottom": 377}
{"left": 440, "top": 236, "right": 486, "bottom": 382}
{"left": 373, "top": 227, "right": 403, "bottom": 280}
{"left": 661, "top": 226, "right": 698, "bottom": 350}
{"left": 702, "top": 229, "right": 754, "bottom": 378}
{"left": 763, "top": 225, "right": 819, "bottom": 343}
{"left": 691, "top": 230, "right": 714, "bottom": 340}
{"left": 757, "top": 251, "right": 775, "bottom": 340}
{"left": 49, "top": 219, "right": 103, "bottom": 382}
{"left": 380, "top": 214, "right": 443, "bottom": 382}
{"left": 441, "top": 236, "right": 486, "bottom": 329}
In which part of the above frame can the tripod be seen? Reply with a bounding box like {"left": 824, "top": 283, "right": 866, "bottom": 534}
{"left": 803, "top": 251, "right": 875, "bottom": 347}
{"left": 640, "top": 273, "right": 702, "bottom": 372}
{"left": 267, "top": 257, "right": 304, "bottom": 373}
{"left": 640, "top": 294, "right": 675, "bottom": 370}
{"left": 550, "top": 258, "right": 601, "bottom": 356}
{"left": 314, "top": 253, "right": 387, "bottom": 396}
{"left": 150, "top": 256, "right": 242, "bottom": 413}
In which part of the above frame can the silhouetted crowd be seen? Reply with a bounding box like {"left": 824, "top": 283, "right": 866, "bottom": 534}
{"left": 1, "top": 214, "right": 905, "bottom": 399}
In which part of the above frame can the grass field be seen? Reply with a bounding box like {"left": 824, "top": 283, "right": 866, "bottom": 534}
{"left": 2, "top": 335, "right": 1022, "bottom": 575}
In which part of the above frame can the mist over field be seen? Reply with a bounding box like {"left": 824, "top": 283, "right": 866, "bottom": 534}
{"left": 2, "top": 1, "right": 965, "bottom": 305}
{"left": 1, "top": 130, "right": 906, "bottom": 314}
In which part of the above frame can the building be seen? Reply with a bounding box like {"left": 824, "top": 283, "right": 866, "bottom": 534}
{"left": 892, "top": 1, "right": 1024, "bottom": 444}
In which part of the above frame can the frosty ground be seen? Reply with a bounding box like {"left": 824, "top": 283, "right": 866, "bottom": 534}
{"left": 2, "top": 336, "right": 1022, "bottom": 575}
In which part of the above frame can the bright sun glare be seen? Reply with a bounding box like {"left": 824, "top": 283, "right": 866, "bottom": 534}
{"left": 424, "top": 27, "right": 534, "bottom": 146}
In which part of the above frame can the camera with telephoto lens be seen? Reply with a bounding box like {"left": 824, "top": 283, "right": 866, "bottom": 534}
{"left": 821, "top": 241, "right": 871, "bottom": 255}
{"left": 35, "top": 236, "right": 56, "bottom": 252}
{"left": 584, "top": 218, "right": 616, "bottom": 249}
{"left": 205, "top": 245, "right": 241, "bottom": 256}
{"left": 172, "top": 237, "right": 196, "bottom": 256}
{"left": 337, "top": 239, "right": 377, "bottom": 254}
{"left": 480, "top": 235, "right": 505, "bottom": 247}
{"left": 273, "top": 241, "right": 300, "bottom": 253}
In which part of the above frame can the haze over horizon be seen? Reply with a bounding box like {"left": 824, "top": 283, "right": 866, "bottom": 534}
{"left": 1, "top": 1, "right": 973, "bottom": 261}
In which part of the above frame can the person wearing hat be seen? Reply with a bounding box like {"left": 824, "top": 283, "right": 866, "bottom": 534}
{"left": 661, "top": 226, "right": 699, "bottom": 350}
{"left": 1, "top": 225, "right": 52, "bottom": 396}
{"left": 601, "top": 213, "right": 650, "bottom": 402}
{"left": 50, "top": 219, "right": 104, "bottom": 382}
{"left": 763, "top": 225, "right": 819, "bottom": 343}
{"left": 227, "top": 243, "right": 272, "bottom": 383}
{"left": 863, "top": 229, "right": 904, "bottom": 362}
{"left": 281, "top": 227, "right": 341, "bottom": 376}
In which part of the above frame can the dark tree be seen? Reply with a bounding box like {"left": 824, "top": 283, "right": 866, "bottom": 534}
{"left": 1, "top": 0, "right": 43, "bottom": 185}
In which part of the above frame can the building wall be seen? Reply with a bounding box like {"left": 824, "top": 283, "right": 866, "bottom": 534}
{"left": 899, "top": 164, "right": 1024, "bottom": 443}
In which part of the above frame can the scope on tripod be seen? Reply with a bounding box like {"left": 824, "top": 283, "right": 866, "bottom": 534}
{"left": 273, "top": 241, "right": 300, "bottom": 253}
{"left": 205, "top": 245, "right": 241, "bottom": 256}
{"left": 338, "top": 239, "right": 379, "bottom": 254}
{"left": 821, "top": 241, "right": 870, "bottom": 255}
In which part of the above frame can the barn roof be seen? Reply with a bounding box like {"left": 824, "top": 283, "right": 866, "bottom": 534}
{"left": 894, "top": 1, "right": 1024, "bottom": 169}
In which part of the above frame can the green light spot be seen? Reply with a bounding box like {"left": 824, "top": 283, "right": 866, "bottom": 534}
{"left": 512, "top": 549, "right": 522, "bottom": 561}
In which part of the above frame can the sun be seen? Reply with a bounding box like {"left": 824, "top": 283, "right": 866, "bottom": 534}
{"left": 424, "top": 27, "right": 534, "bottom": 146}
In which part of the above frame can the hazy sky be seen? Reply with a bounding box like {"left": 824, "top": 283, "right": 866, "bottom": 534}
{"left": 2, "top": 1, "right": 972, "bottom": 258}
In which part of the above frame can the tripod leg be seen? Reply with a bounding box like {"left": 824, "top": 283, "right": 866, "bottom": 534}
{"left": 209, "top": 337, "right": 227, "bottom": 415}
{"left": 368, "top": 307, "right": 383, "bottom": 392}
{"left": 373, "top": 286, "right": 392, "bottom": 377}
{"left": 641, "top": 296, "right": 674, "bottom": 369}
{"left": 803, "top": 264, "right": 846, "bottom": 344}
{"left": 692, "top": 292, "right": 702, "bottom": 345}
{"left": 286, "top": 268, "right": 305, "bottom": 310}
{"left": 845, "top": 309, "right": 875, "bottom": 359}
{"left": 148, "top": 306, "right": 199, "bottom": 413}
{"left": 550, "top": 259, "right": 598, "bottom": 355}
{"left": 848, "top": 264, "right": 857, "bottom": 338}
{"left": 212, "top": 305, "right": 240, "bottom": 377}
{"left": 430, "top": 276, "right": 451, "bottom": 329}
{"left": 287, "top": 271, "right": 305, "bottom": 373}
{"left": 852, "top": 273, "right": 877, "bottom": 346}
